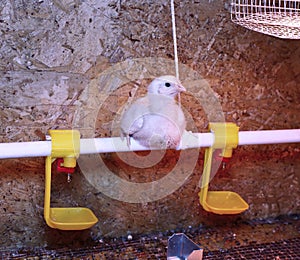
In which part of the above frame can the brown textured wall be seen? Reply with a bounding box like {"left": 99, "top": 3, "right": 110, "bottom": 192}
{"left": 0, "top": 0, "right": 299, "bottom": 248}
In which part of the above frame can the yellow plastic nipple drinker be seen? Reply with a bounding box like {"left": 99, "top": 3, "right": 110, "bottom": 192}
{"left": 44, "top": 130, "right": 98, "bottom": 230}
{"left": 199, "top": 123, "right": 249, "bottom": 214}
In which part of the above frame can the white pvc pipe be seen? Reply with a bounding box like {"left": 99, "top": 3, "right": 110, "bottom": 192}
{"left": 0, "top": 129, "right": 299, "bottom": 159}
{"left": 238, "top": 130, "right": 300, "bottom": 145}
{"left": 0, "top": 141, "right": 52, "bottom": 159}
{"left": 79, "top": 132, "right": 214, "bottom": 154}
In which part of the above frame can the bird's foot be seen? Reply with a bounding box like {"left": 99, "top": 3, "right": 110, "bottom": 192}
{"left": 126, "top": 136, "right": 131, "bottom": 148}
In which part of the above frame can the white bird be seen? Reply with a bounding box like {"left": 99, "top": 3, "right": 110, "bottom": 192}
{"left": 120, "top": 75, "right": 186, "bottom": 149}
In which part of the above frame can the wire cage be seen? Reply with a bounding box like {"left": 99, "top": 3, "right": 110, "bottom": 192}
{"left": 230, "top": 0, "right": 300, "bottom": 39}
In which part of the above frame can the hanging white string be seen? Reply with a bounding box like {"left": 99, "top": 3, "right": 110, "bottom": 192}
{"left": 170, "top": 0, "right": 182, "bottom": 107}
{"left": 170, "top": 0, "right": 179, "bottom": 79}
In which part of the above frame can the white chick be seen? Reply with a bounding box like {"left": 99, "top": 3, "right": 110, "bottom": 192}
{"left": 120, "top": 75, "right": 186, "bottom": 149}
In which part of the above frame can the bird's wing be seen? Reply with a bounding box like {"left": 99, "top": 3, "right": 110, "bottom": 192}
{"left": 120, "top": 97, "right": 149, "bottom": 137}
{"left": 128, "top": 116, "right": 144, "bottom": 135}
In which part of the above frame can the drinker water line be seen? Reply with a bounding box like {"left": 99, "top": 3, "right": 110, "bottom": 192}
{"left": 0, "top": 124, "right": 300, "bottom": 230}
{"left": 0, "top": 128, "right": 299, "bottom": 159}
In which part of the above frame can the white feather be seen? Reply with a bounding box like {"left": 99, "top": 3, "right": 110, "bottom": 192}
{"left": 120, "top": 75, "right": 186, "bottom": 149}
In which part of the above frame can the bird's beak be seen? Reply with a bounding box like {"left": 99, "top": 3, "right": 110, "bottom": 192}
{"left": 177, "top": 83, "right": 186, "bottom": 93}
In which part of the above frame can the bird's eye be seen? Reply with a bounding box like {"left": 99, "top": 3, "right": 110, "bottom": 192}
{"left": 165, "top": 82, "right": 171, "bottom": 87}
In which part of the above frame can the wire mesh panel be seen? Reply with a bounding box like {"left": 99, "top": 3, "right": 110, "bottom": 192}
{"left": 231, "top": 0, "right": 300, "bottom": 39}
